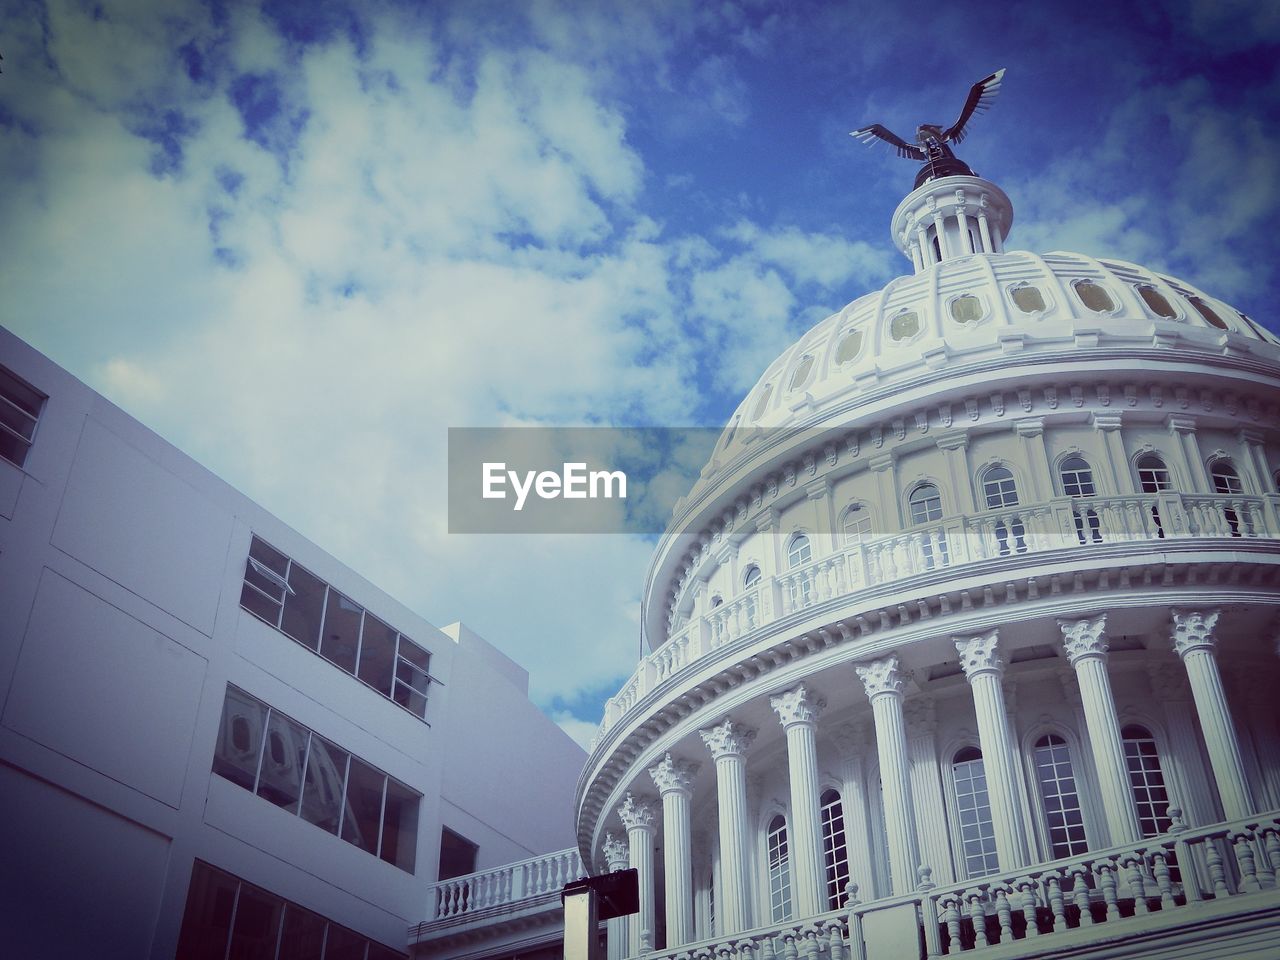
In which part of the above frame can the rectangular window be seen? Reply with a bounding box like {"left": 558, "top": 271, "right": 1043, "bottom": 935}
{"left": 438, "top": 827, "right": 479, "bottom": 881}
{"left": 212, "top": 685, "right": 421, "bottom": 872}
{"left": 176, "top": 860, "right": 407, "bottom": 960}
{"left": 0, "top": 364, "right": 45, "bottom": 468}
{"left": 239, "top": 536, "right": 436, "bottom": 720}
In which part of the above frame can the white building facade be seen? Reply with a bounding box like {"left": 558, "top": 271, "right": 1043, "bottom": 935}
{"left": 0, "top": 327, "right": 586, "bottom": 959}
{"left": 415, "top": 171, "right": 1280, "bottom": 960}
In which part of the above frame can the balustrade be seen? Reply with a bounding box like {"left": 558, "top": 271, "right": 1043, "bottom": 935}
{"left": 427, "top": 847, "right": 584, "bottom": 921}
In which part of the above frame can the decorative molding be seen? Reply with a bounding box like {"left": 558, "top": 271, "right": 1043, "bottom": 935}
{"left": 1058, "top": 614, "right": 1109, "bottom": 665}
{"left": 769, "top": 683, "right": 826, "bottom": 727}
{"left": 954, "top": 629, "right": 1004, "bottom": 680}
{"left": 699, "top": 718, "right": 757, "bottom": 760}
{"left": 1146, "top": 661, "right": 1191, "bottom": 701}
{"left": 856, "top": 654, "right": 905, "bottom": 700}
{"left": 903, "top": 695, "right": 937, "bottom": 734}
{"left": 602, "top": 831, "right": 630, "bottom": 871}
{"left": 1171, "top": 608, "right": 1222, "bottom": 658}
{"left": 618, "top": 792, "right": 658, "bottom": 832}
{"left": 648, "top": 752, "right": 700, "bottom": 796}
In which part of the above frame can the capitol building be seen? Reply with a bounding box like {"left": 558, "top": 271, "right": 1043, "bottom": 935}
{"left": 415, "top": 161, "right": 1280, "bottom": 957}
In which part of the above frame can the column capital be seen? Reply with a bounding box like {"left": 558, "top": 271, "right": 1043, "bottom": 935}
{"left": 1171, "top": 608, "right": 1222, "bottom": 658}
{"left": 1166, "top": 414, "right": 1198, "bottom": 434}
{"left": 649, "top": 753, "right": 700, "bottom": 796}
{"left": 602, "top": 831, "right": 631, "bottom": 872}
{"left": 770, "top": 683, "right": 826, "bottom": 727}
{"left": 699, "top": 718, "right": 757, "bottom": 760}
{"left": 1058, "top": 614, "right": 1109, "bottom": 665}
{"left": 1014, "top": 417, "right": 1045, "bottom": 438}
{"left": 954, "top": 629, "right": 1004, "bottom": 680}
{"left": 856, "top": 654, "right": 905, "bottom": 700}
{"left": 1239, "top": 428, "right": 1266, "bottom": 447}
{"left": 618, "top": 792, "right": 659, "bottom": 832}
{"left": 935, "top": 430, "right": 970, "bottom": 452}
{"left": 869, "top": 452, "right": 896, "bottom": 472}
{"left": 1091, "top": 412, "right": 1124, "bottom": 431}
{"left": 754, "top": 508, "right": 779, "bottom": 533}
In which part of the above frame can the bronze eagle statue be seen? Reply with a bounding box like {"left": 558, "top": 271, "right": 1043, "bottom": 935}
{"left": 851, "top": 68, "right": 1005, "bottom": 186}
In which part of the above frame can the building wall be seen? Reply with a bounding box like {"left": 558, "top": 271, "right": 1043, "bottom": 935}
{"left": 0, "top": 327, "right": 586, "bottom": 958}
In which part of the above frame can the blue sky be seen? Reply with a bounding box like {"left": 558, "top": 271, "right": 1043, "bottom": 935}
{"left": 3, "top": 0, "right": 1278, "bottom": 746}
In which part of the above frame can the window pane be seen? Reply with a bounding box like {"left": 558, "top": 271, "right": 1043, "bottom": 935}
{"left": 394, "top": 658, "right": 430, "bottom": 718}
{"left": 323, "top": 924, "right": 368, "bottom": 960}
{"left": 283, "top": 565, "right": 327, "bottom": 651}
{"left": 1033, "top": 735, "right": 1088, "bottom": 858}
{"left": 380, "top": 779, "right": 420, "bottom": 872}
{"left": 214, "top": 687, "right": 266, "bottom": 791}
{"left": 1011, "top": 285, "right": 1045, "bottom": 313}
{"left": 1075, "top": 280, "right": 1114, "bottom": 313}
{"left": 752, "top": 385, "right": 772, "bottom": 421}
{"left": 835, "top": 330, "right": 863, "bottom": 363}
{"left": 176, "top": 863, "right": 238, "bottom": 960}
{"left": 890, "top": 310, "right": 920, "bottom": 340}
{"left": 300, "top": 737, "right": 348, "bottom": 835}
{"left": 821, "top": 790, "right": 850, "bottom": 909}
{"left": 439, "top": 828, "right": 479, "bottom": 881}
{"left": 240, "top": 581, "right": 283, "bottom": 626}
{"left": 790, "top": 355, "right": 814, "bottom": 390}
{"left": 767, "top": 815, "right": 791, "bottom": 921}
{"left": 227, "top": 883, "right": 283, "bottom": 960}
{"left": 952, "top": 753, "right": 999, "bottom": 876}
{"left": 358, "top": 616, "right": 398, "bottom": 697}
{"left": 278, "top": 904, "right": 327, "bottom": 960}
{"left": 950, "top": 295, "right": 982, "bottom": 323}
{"left": 321, "top": 591, "right": 363, "bottom": 674}
{"left": 249, "top": 537, "right": 289, "bottom": 576}
{"left": 341, "top": 758, "right": 385, "bottom": 855}
{"left": 0, "top": 393, "right": 37, "bottom": 441}
{"left": 1190, "top": 297, "right": 1228, "bottom": 329}
{"left": 1137, "top": 285, "right": 1177, "bottom": 318}
{"left": 256, "top": 712, "right": 310, "bottom": 814}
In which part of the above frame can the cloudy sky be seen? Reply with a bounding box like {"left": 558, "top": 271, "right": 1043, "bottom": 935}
{"left": 3, "top": 0, "right": 1278, "bottom": 747}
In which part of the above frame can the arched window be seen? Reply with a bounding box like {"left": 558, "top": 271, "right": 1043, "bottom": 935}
{"left": 952, "top": 747, "right": 999, "bottom": 877}
{"left": 1033, "top": 734, "right": 1088, "bottom": 859}
{"left": 1010, "top": 284, "right": 1046, "bottom": 314}
{"left": 981, "top": 466, "right": 1019, "bottom": 509}
{"left": 787, "top": 534, "right": 812, "bottom": 569}
{"left": 908, "top": 484, "right": 943, "bottom": 524}
{"left": 767, "top": 814, "right": 792, "bottom": 921}
{"left": 835, "top": 329, "right": 864, "bottom": 364}
{"left": 743, "top": 565, "right": 762, "bottom": 588}
{"left": 820, "top": 789, "right": 850, "bottom": 909}
{"left": 1137, "top": 454, "right": 1171, "bottom": 492}
{"left": 1210, "top": 460, "right": 1243, "bottom": 494}
{"left": 1121, "top": 725, "right": 1172, "bottom": 838}
{"left": 710, "top": 595, "right": 724, "bottom": 608}
{"left": 752, "top": 385, "right": 773, "bottom": 421}
{"left": 790, "top": 356, "right": 815, "bottom": 391}
{"left": 842, "top": 504, "right": 873, "bottom": 544}
{"left": 1061, "top": 456, "right": 1101, "bottom": 544}
{"left": 741, "top": 565, "right": 761, "bottom": 630}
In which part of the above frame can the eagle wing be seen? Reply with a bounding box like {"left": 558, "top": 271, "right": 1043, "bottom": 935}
{"left": 850, "top": 123, "right": 925, "bottom": 161}
{"left": 942, "top": 68, "right": 1005, "bottom": 145}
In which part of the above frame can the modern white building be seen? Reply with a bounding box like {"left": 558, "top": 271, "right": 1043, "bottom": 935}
{"left": 414, "top": 168, "right": 1280, "bottom": 959}
{"left": 0, "top": 327, "right": 587, "bottom": 959}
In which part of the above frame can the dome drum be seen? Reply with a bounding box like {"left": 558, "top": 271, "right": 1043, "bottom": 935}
{"left": 891, "top": 175, "right": 1014, "bottom": 272}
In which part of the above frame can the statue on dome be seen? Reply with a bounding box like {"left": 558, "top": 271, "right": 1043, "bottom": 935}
{"left": 851, "top": 68, "right": 1005, "bottom": 188}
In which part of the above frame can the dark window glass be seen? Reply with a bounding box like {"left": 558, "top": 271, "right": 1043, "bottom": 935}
{"left": 1137, "top": 454, "right": 1171, "bottom": 492}
{"left": 341, "top": 757, "right": 386, "bottom": 855}
{"left": 283, "top": 564, "right": 327, "bottom": 651}
{"left": 1060, "top": 456, "right": 1096, "bottom": 497}
{"left": 439, "top": 828, "right": 479, "bottom": 881}
{"left": 1137, "top": 285, "right": 1177, "bottom": 318}
{"left": 323, "top": 924, "right": 368, "bottom": 960}
{"left": 176, "top": 862, "right": 238, "bottom": 960}
{"left": 393, "top": 639, "right": 431, "bottom": 719}
{"left": 381, "top": 779, "right": 420, "bottom": 872}
{"left": 358, "top": 615, "right": 398, "bottom": 698}
{"left": 301, "top": 736, "right": 348, "bottom": 836}
{"left": 752, "top": 384, "right": 772, "bottom": 421}
{"left": 1210, "top": 461, "right": 1243, "bottom": 494}
{"left": 1190, "top": 297, "right": 1228, "bottom": 329}
{"left": 982, "top": 466, "right": 1019, "bottom": 508}
{"left": 1011, "top": 285, "right": 1045, "bottom": 313}
{"left": 227, "top": 883, "right": 283, "bottom": 960}
{"left": 820, "top": 789, "right": 850, "bottom": 909}
{"left": 278, "top": 904, "right": 327, "bottom": 960}
{"left": 242, "top": 539, "right": 289, "bottom": 626}
{"left": 1075, "top": 280, "right": 1115, "bottom": 313}
{"left": 213, "top": 688, "right": 267, "bottom": 790}
{"left": 0, "top": 365, "right": 45, "bottom": 468}
{"left": 249, "top": 537, "right": 289, "bottom": 576}
{"left": 321, "top": 591, "right": 363, "bottom": 674}
{"left": 909, "top": 484, "right": 943, "bottom": 523}
{"left": 256, "top": 711, "right": 310, "bottom": 814}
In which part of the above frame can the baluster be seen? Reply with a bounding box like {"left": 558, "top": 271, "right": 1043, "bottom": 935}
{"left": 1125, "top": 856, "right": 1149, "bottom": 915}
{"left": 1233, "top": 831, "right": 1262, "bottom": 893}
{"left": 1018, "top": 879, "right": 1039, "bottom": 937}
{"left": 827, "top": 919, "right": 847, "bottom": 960}
{"left": 1045, "top": 872, "right": 1067, "bottom": 931}
{"left": 1151, "top": 852, "right": 1176, "bottom": 909}
{"left": 1205, "top": 840, "right": 1230, "bottom": 897}
{"left": 1098, "top": 859, "right": 1120, "bottom": 921}
{"left": 1262, "top": 827, "right": 1280, "bottom": 886}
{"left": 967, "top": 893, "right": 988, "bottom": 947}
{"left": 942, "top": 897, "right": 963, "bottom": 954}
{"left": 1068, "top": 866, "right": 1093, "bottom": 926}
{"left": 717, "top": 943, "right": 735, "bottom": 960}
{"left": 992, "top": 884, "right": 1014, "bottom": 943}
{"left": 781, "top": 932, "right": 799, "bottom": 960}
{"left": 805, "top": 926, "right": 823, "bottom": 960}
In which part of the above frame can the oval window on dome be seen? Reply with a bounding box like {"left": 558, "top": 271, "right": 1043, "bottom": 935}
{"left": 1010, "top": 284, "right": 1046, "bottom": 314}
{"left": 1189, "top": 297, "right": 1229, "bottom": 330}
{"left": 950, "top": 295, "right": 983, "bottom": 324}
{"left": 835, "top": 329, "right": 864, "bottom": 364}
{"left": 1136, "top": 285, "right": 1177, "bottom": 319}
{"left": 752, "top": 384, "right": 773, "bottom": 421}
{"left": 1074, "top": 280, "right": 1115, "bottom": 313}
{"left": 790, "top": 355, "right": 815, "bottom": 391}
{"left": 890, "top": 310, "right": 921, "bottom": 341}
{"left": 721, "top": 415, "right": 740, "bottom": 449}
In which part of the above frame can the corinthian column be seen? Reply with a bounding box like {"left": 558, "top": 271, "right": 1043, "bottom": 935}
{"left": 618, "top": 793, "right": 658, "bottom": 953}
{"left": 769, "top": 684, "right": 827, "bottom": 918}
{"left": 954, "top": 630, "right": 1029, "bottom": 869}
{"left": 699, "top": 719, "right": 756, "bottom": 934}
{"left": 603, "top": 832, "right": 632, "bottom": 960}
{"left": 649, "top": 753, "right": 699, "bottom": 946}
{"left": 856, "top": 655, "right": 920, "bottom": 894}
{"left": 1171, "top": 609, "right": 1254, "bottom": 819}
{"left": 1058, "top": 614, "right": 1141, "bottom": 846}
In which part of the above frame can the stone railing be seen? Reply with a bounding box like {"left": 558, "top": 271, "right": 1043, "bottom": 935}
{"left": 635, "top": 808, "right": 1280, "bottom": 960}
{"left": 426, "top": 847, "right": 584, "bottom": 922}
{"left": 596, "top": 491, "right": 1279, "bottom": 743}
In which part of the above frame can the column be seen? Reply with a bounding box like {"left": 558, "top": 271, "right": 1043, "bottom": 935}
{"left": 770, "top": 684, "right": 828, "bottom": 918}
{"left": 1015, "top": 418, "right": 1054, "bottom": 503}
{"left": 904, "top": 697, "right": 954, "bottom": 884}
{"left": 618, "top": 793, "right": 659, "bottom": 953}
{"left": 917, "top": 224, "right": 934, "bottom": 266}
{"left": 977, "top": 210, "right": 993, "bottom": 253}
{"left": 649, "top": 753, "right": 699, "bottom": 947}
{"left": 1171, "top": 609, "right": 1255, "bottom": 819}
{"left": 1058, "top": 614, "right": 1142, "bottom": 845}
{"left": 699, "top": 718, "right": 756, "bottom": 935}
{"left": 855, "top": 655, "right": 921, "bottom": 895}
{"left": 1146, "top": 663, "right": 1219, "bottom": 826}
{"left": 868, "top": 453, "right": 900, "bottom": 528}
{"left": 832, "top": 722, "right": 879, "bottom": 899}
{"left": 1167, "top": 416, "right": 1211, "bottom": 492}
{"left": 953, "top": 630, "right": 1030, "bottom": 869}
{"left": 932, "top": 211, "right": 949, "bottom": 259}
{"left": 936, "top": 432, "right": 977, "bottom": 513}
{"left": 956, "top": 206, "right": 974, "bottom": 254}
{"left": 603, "top": 832, "right": 632, "bottom": 960}
{"left": 1092, "top": 413, "right": 1132, "bottom": 494}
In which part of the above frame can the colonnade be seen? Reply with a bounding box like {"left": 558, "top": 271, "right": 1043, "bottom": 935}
{"left": 606, "top": 607, "right": 1263, "bottom": 955}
